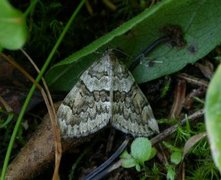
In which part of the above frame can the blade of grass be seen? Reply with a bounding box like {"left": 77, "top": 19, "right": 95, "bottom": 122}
{"left": 0, "top": 0, "right": 86, "bottom": 179}
{"left": 0, "top": 113, "right": 14, "bottom": 129}
{"left": 24, "top": 0, "right": 38, "bottom": 17}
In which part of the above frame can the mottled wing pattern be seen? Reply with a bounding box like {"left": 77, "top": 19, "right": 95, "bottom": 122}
{"left": 57, "top": 50, "right": 159, "bottom": 138}
{"left": 57, "top": 55, "right": 112, "bottom": 138}
{"left": 111, "top": 59, "right": 159, "bottom": 137}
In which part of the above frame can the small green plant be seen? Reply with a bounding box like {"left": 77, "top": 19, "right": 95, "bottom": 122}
{"left": 0, "top": 109, "right": 14, "bottom": 129}
{"left": 166, "top": 164, "right": 176, "bottom": 180}
{"left": 160, "top": 77, "right": 171, "bottom": 98}
{"left": 163, "top": 142, "right": 183, "bottom": 180}
{"left": 165, "top": 152, "right": 182, "bottom": 180}
{"left": 120, "top": 137, "right": 156, "bottom": 172}
{"left": 174, "top": 120, "right": 193, "bottom": 145}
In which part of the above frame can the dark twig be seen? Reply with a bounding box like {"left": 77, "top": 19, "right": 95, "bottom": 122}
{"left": 151, "top": 109, "right": 204, "bottom": 145}
{"left": 178, "top": 73, "right": 208, "bottom": 87}
{"left": 169, "top": 80, "right": 186, "bottom": 119}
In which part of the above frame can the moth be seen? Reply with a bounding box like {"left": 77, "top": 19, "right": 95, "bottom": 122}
{"left": 57, "top": 50, "right": 159, "bottom": 138}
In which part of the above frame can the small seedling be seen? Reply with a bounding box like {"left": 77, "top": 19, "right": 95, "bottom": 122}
{"left": 163, "top": 142, "right": 183, "bottom": 180}
{"left": 120, "top": 137, "right": 156, "bottom": 172}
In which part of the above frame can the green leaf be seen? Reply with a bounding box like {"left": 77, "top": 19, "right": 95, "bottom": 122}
{"left": 205, "top": 64, "right": 221, "bottom": 172}
{"left": 0, "top": 0, "right": 27, "bottom": 50}
{"left": 135, "top": 164, "right": 141, "bottom": 172}
{"left": 120, "top": 150, "right": 132, "bottom": 159}
{"left": 120, "top": 150, "right": 137, "bottom": 168}
{"left": 170, "top": 151, "right": 182, "bottom": 165}
{"left": 149, "top": 148, "right": 157, "bottom": 160}
{"left": 166, "top": 165, "right": 176, "bottom": 180}
{"left": 131, "top": 137, "right": 152, "bottom": 165}
{"left": 121, "top": 158, "right": 137, "bottom": 168}
{"left": 46, "top": 0, "right": 221, "bottom": 91}
{"left": 163, "top": 142, "right": 181, "bottom": 152}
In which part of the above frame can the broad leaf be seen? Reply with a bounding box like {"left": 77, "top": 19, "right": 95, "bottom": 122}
{"left": 46, "top": 0, "right": 221, "bottom": 91}
{"left": 205, "top": 64, "right": 221, "bottom": 172}
{"left": 0, "top": 0, "right": 27, "bottom": 50}
{"left": 131, "top": 137, "right": 152, "bottom": 164}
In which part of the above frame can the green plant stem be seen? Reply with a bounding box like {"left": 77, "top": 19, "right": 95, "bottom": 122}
{"left": 24, "top": 0, "right": 38, "bottom": 17}
{"left": 0, "top": 1, "right": 86, "bottom": 179}
{"left": 0, "top": 113, "right": 14, "bottom": 129}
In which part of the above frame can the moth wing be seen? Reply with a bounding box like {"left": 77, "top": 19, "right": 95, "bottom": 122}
{"left": 111, "top": 61, "right": 159, "bottom": 137}
{"left": 112, "top": 84, "right": 159, "bottom": 137}
{"left": 57, "top": 56, "right": 112, "bottom": 138}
